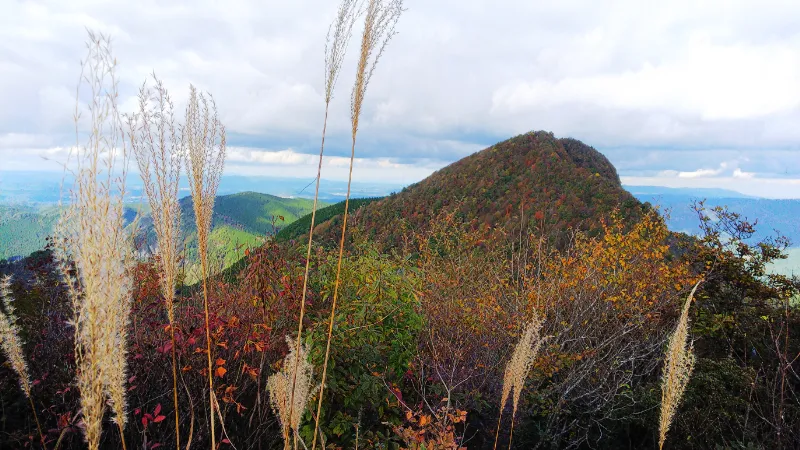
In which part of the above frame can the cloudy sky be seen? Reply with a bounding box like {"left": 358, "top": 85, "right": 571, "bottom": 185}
{"left": 1, "top": 0, "right": 799, "bottom": 198}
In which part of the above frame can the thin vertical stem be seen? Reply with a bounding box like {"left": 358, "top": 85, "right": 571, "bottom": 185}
{"left": 171, "top": 325, "right": 181, "bottom": 450}
{"left": 309, "top": 3, "right": 402, "bottom": 447}
{"left": 200, "top": 252, "right": 215, "bottom": 449}
{"left": 311, "top": 135, "right": 357, "bottom": 450}
{"left": 28, "top": 396, "right": 44, "bottom": 448}
{"left": 507, "top": 411, "right": 516, "bottom": 450}
{"left": 492, "top": 409, "right": 504, "bottom": 450}
{"left": 118, "top": 421, "right": 128, "bottom": 450}
{"left": 287, "top": 105, "right": 329, "bottom": 442}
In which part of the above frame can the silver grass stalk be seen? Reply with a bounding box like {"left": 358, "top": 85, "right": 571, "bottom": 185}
{"left": 494, "top": 315, "right": 543, "bottom": 450}
{"left": 54, "top": 30, "right": 133, "bottom": 450}
{"left": 658, "top": 281, "right": 701, "bottom": 450}
{"left": 128, "top": 74, "right": 184, "bottom": 450}
{"left": 289, "top": 0, "right": 361, "bottom": 446}
{"left": 184, "top": 84, "right": 226, "bottom": 450}
{"left": 0, "top": 276, "right": 33, "bottom": 398}
{"left": 312, "top": 2, "right": 404, "bottom": 449}
{"left": 268, "top": 336, "right": 318, "bottom": 447}
{"left": 0, "top": 276, "right": 44, "bottom": 444}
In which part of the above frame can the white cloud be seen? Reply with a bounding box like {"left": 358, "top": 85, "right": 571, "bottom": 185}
{"left": 224, "top": 147, "right": 446, "bottom": 183}
{"left": 1, "top": 0, "right": 799, "bottom": 194}
{"left": 676, "top": 162, "right": 728, "bottom": 178}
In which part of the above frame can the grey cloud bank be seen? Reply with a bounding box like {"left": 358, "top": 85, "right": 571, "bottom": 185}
{"left": 1, "top": 0, "right": 799, "bottom": 197}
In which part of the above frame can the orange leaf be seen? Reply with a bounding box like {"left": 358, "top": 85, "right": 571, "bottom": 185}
{"left": 215, "top": 366, "right": 227, "bottom": 377}
{"left": 216, "top": 358, "right": 226, "bottom": 366}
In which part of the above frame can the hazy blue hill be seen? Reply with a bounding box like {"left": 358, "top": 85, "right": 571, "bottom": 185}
{"left": 0, "top": 171, "right": 402, "bottom": 204}
{"left": 630, "top": 193, "right": 800, "bottom": 246}
{"left": 631, "top": 189, "right": 800, "bottom": 275}
{"left": 624, "top": 185, "right": 758, "bottom": 199}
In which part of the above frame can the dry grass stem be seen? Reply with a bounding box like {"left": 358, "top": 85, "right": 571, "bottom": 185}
{"left": 54, "top": 30, "right": 133, "bottom": 450}
{"left": 312, "top": 2, "right": 404, "bottom": 449}
{"left": 288, "top": 0, "right": 361, "bottom": 445}
{"left": 494, "top": 315, "right": 543, "bottom": 450}
{"left": 268, "top": 336, "right": 318, "bottom": 448}
{"left": 184, "top": 84, "right": 226, "bottom": 450}
{"left": 128, "top": 74, "right": 184, "bottom": 450}
{"left": 658, "top": 281, "right": 701, "bottom": 450}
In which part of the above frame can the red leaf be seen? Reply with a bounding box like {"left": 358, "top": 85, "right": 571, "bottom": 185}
{"left": 222, "top": 438, "right": 231, "bottom": 444}
{"left": 153, "top": 404, "right": 162, "bottom": 416}
{"left": 134, "top": 408, "right": 141, "bottom": 416}
{"left": 150, "top": 443, "right": 163, "bottom": 449}
{"left": 153, "top": 415, "right": 166, "bottom": 423}
{"left": 141, "top": 417, "right": 148, "bottom": 427}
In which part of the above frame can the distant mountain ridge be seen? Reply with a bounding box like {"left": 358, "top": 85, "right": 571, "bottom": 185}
{"left": 625, "top": 185, "right": 759, "bottom": 199}
{"left": 630, "top": 192, "right": 800, "bottom": 247}
{"left": 0, "top": 192, "right": 323, "bottom": 263}
{"left": 0, "top": 171, "right": 401, "bottom": 204}
{"left": 180, "top": 191, "right": 325, "bottom": 236}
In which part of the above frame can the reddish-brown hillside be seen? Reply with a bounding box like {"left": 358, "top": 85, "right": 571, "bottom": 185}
{"left": 321, "top": 131, "right": 646, "bottom": 247}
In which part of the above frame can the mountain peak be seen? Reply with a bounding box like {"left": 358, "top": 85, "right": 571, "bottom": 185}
{"left": 326, "top": 132, "right": 645, "bottom": 247}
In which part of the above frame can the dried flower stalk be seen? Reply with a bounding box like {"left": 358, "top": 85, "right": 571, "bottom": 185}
{"left": 54, "top": 29, "right": 133, "bottom": 450}
{"left": 312, "top": 2, "right": 404, "bottom": 449}
{"left": 0, "top": 276, "right": 44, "bottom": 445}
{"left": 184, "top": 85, "right": 226, "bottom": 450}
{"left": 494, "top": 315, "right": 543, "bottom": 450}
{"left": 658, "top": 281, "right": 701, "bottom": 450}
{"left": 269, "top": 336, "right": 318, "bottom": 448}
{"left": 128, "top": 74, "right": 184, "bottom": 450}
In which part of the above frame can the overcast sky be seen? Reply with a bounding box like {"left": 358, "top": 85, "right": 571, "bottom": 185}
{"left": 1, "top": 0, "right": 799, "bottom": 198}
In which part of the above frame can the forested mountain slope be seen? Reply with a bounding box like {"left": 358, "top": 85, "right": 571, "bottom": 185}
{"left": 314, "top": 131, "right": 645, "bottom": 247}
